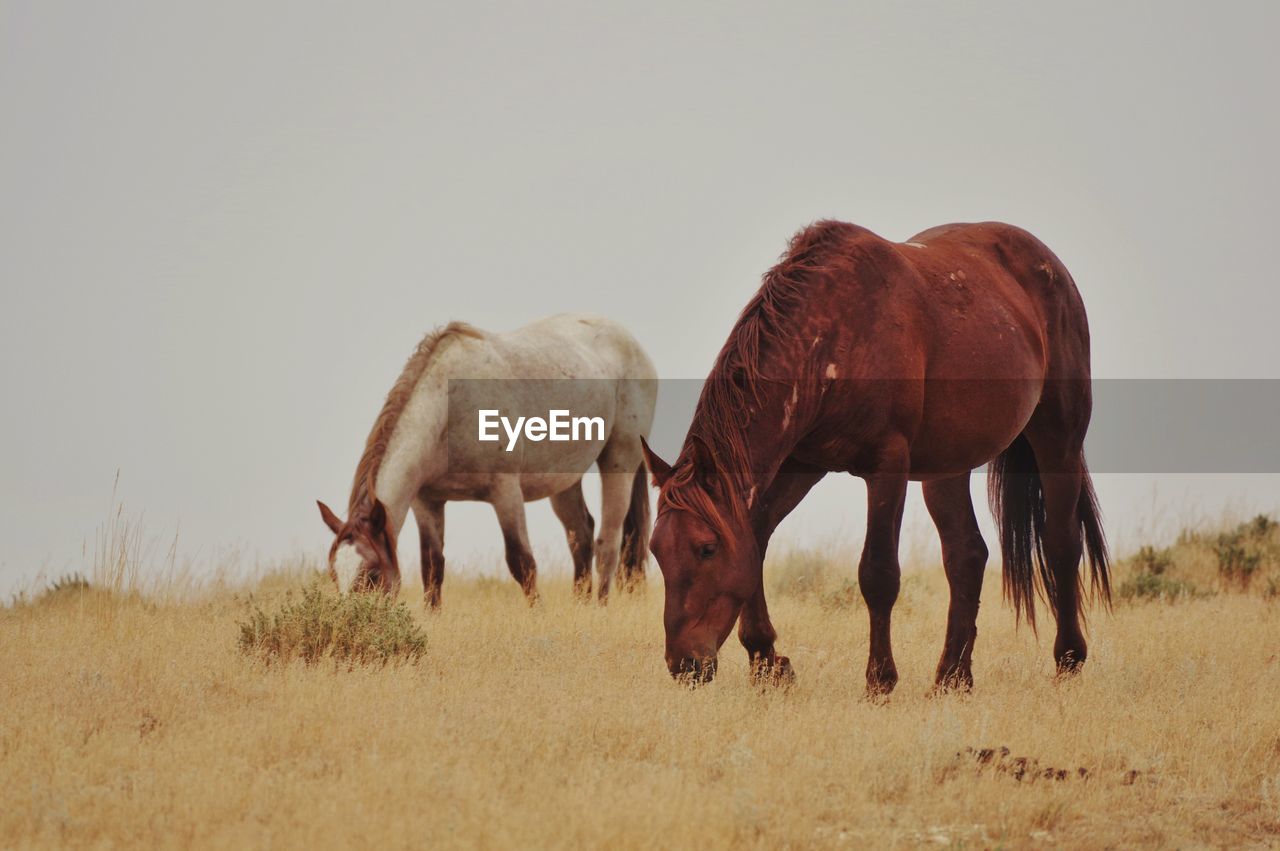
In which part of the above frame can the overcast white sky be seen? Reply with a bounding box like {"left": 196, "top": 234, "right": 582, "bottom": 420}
{"left": 3, "top": 1, "right": 1278, "bottom": 594}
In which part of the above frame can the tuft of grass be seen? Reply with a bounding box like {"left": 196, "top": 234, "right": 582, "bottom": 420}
{"left": 768, "top": 547, "right": 835, "bottom": 598}
{"left": 237, "top": 582, "right": 426, "bottom": 667}
{"left": 767, "top": 543, "right": 861, "bottom": 610}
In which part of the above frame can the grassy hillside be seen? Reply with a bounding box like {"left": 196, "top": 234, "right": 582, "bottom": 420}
{"left": 3, "top": 522, "right": 1279, "bottom": 848}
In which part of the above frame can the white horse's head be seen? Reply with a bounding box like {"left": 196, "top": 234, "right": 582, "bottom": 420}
{"left": 317, "top": 499, "right": 401, "bottom": 595}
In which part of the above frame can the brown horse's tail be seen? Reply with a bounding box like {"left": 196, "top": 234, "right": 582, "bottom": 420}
{"left": 988, "top": 434, "right": 1110, "bottom": 627}
{"left": 619, "top": 461, "right": 651, "bottom": 591}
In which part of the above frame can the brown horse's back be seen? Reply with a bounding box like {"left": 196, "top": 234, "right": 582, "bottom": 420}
{"left": 787, "top": 221, "right": 1090, "bottom": 480}
{"left": 906, "top": 221, "right": 1094, "bottom": 383}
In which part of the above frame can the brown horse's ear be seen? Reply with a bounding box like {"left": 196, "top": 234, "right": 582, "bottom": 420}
{"left": 640, "top": 437, "right": 673, "bottom": 487}
{"left": 317, "top": 500, "right": 343, "bottom": 534}
{"left": 687, "top": 438, "right": 719, "bottom": 492}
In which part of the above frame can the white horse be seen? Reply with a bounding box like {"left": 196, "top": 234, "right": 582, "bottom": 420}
{"left": 317, "top": 313, "right": 657, "bottom": 606}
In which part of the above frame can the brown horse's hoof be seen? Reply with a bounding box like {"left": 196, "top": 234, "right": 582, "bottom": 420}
{"left": 929, "top": 680, "right": 974, "bottom": 698}
{"left": 750, "top": 655, "right": 796, "bottom": 689}
{"left": 1054, "top": 640, "right": 1087, "bottom": 676}
{"left": 864, "top": 657, "right": 899, "bottom": 695}
{"left": 1055, "top": 659, "right": 1085, "bottom": 679}
{"left": 864, "top": 668, "right": 899, "bottom": 701}
{"left": 931, "top": 669, "right": 974, "bottom": 695}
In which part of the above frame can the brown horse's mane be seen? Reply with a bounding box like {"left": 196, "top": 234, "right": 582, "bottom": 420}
{"left": 348, "top": 321, "right": 483, "bottom": 514}
{"left": 660, "top": 220, "right": 865, "bottom": 543}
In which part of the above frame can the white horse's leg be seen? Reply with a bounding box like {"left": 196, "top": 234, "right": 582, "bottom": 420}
{"left": 594, "top": 468, "right": 635, "bottom": 604}
{"left": 490, "top": 479, "right": 539, "bottom": 604}
{"left": 550, "top": 480, "right": 595, "bottom": 600}
{"left": 412, "top": 498, "right": 445, "bottom": 609}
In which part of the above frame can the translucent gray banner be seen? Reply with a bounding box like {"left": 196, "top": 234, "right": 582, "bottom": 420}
{"left": 445, "top": 379, "right": 1280, "bottom": 474}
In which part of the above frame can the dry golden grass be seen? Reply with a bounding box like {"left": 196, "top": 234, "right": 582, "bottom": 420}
{"left": 3, "top": 542, "right": 1280, "bottom": 849}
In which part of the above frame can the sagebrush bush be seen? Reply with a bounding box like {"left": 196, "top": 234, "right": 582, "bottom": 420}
{"left": 1116, "top": 545, "right": 1197, "bottom": 601}
{"left": 237, "top": 582, "right": 426, "bottom": 667}
{"left": 1208, "top": 515, "right": 1277, "bottom": 587}
{"left": 1115, "top": 514, "right": 1280, "bottom": 601}
{"left": 1118, "top": 571, "right": 1197, "bottom": 601}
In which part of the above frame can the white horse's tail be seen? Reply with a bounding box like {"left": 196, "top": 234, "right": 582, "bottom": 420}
{"left": 619, "top": 461, "right": 650, "bottom": 590}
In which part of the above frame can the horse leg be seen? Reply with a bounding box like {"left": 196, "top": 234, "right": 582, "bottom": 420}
{"left": 740, "top": 461, "right": 825, "bottom": 684}
{"left": 618, "top": 461, "right": 651, "bottom": 593}
{"left": 593, "top": 470, "right": 633, "bottom": 604}
{"left": 859, "top": 443, "right": 910, "bottom": 695}
{"left": 550, "top": 480, "right": 595, "bottom": 601}
{"left": 923, "top": 473, "right": 988, "bottom": 691}
{"left": 739, "top": 585, "right": 798, "bottom": 687}
{"left": 490, "top": 482, "right": 539, "bottom": 604}
{"left": 1025, "top": 436, "right": 1089, "bottom": 672}
{"left": 413, "top": 498, "right": 446, "bottom": 609}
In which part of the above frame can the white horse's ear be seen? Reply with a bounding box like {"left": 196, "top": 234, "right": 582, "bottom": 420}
{"left": 640, "top": 437, "right": 673, "bottom": 487}
{"left": 368, "top": 499, "right": 387, "bottom": 531}
{"left": 317, "top": 500, "right": 343, "bottom": 534}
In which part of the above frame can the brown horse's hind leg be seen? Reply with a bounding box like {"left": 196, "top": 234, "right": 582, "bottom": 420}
{"left": 858, "top": 444, "right": 910, "bottom": 695}
{"left": 550, "top": 481, "right": 595, "bottom": 600}
{"left": 923, "top": 473, "right": 988, "bottom": 691}
{"left": 413, "top": 499, "right": 446, "bottom": 609}
{"left": 1025, "top": 435, "right": 1089, "bottom": 672}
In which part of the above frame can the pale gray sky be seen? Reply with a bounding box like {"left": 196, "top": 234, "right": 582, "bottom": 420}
{"left": 3, "top": 1, "right": 1278, "bottom": 593}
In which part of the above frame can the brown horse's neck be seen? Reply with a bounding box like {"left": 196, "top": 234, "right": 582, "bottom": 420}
{"left": 663, "top": 220, "right": 863, "bottom": 541}
{"left": 668, "top": 377, "right": 808, "bottom": 542}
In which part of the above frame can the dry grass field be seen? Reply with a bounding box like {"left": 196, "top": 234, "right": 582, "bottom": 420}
{"left": 4, "top": 519, "right": 1280, "bottom": 849}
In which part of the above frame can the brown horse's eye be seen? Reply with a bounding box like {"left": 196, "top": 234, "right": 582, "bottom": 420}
{"left": 697, "top": 542, "right": 718, "bottom": 560}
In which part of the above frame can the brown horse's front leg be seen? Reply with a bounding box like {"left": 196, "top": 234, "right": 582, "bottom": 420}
{"left": 739, "top": 584, "right": 794, "bottom": 686}
{"left": 740, "top": 460, "right": 826, "bottom": 687}
{"left": 859, "top": 450, "right": 909, "bottom": 696}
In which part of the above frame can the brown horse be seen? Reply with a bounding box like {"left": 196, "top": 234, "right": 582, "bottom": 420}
{"left": 641, "top": 220, "right": 1109, "bottom": 692}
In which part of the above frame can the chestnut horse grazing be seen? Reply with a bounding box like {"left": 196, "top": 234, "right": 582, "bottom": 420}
{"left": 642, "top": 221, "right": 1109, "bottom": 692}
{"left": 318, "top": 314, "right": 657, "bottom": 606}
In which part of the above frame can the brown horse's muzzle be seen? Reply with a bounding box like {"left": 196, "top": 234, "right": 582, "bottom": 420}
{"left": 669, "top": 655, "right": 718, "bottom": 685}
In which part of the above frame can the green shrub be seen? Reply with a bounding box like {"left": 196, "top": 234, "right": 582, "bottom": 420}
{"left": 1117, "top": 571, "right": 1196, "bottom": 601}
{"left": 1210, "top": 514, "right": 1277, "bottom": 588}
{"left": 1117, "top": 544, "right": 1198, "bottom": 602}
{"left": 47, "top": 573, "right": 92, "bottom": 594}
{"left": 237, "top": 582, "right": 426, "bottom": 667}
{"left": 1132, "top": 546, "right": 1173, "bottom": 576}
{"left": 1265, "top": 577, "right": 1280, "bottom": 601}
{"left": 12, "top": 573, "right": 127, "bottom": 609}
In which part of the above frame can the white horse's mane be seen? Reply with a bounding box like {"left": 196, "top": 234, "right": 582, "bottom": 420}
{"left": 348, "top": 322, "right": 483, "bottom": 512}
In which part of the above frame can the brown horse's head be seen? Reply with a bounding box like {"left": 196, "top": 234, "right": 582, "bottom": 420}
{"left": 317, "top": 499, "right": 401, "bottom": 595}
{"left": 642, "top": 439, "right": 761, "bottom": 684}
